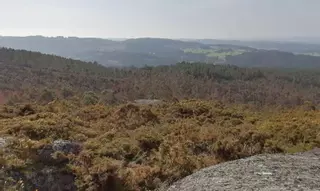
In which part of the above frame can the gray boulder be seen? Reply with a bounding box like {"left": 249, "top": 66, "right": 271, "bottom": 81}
{"left": 2, "top": 167, "right": 76, "bottom": 191}
{"left": 3, "top": 140, "right": 82, "bottom": 190}
{"left": 24, "top": 167, "right": 76, "bottom": 191}
{"left": 52, "top": 139, "right": 82, "bottom": 154}
{"left": 167, "top": 149, "right": 320, "bottom": 191}
{"left": 0, "top": 136, "right": 14, "bottom": 150}
{"left": 0, "top": 137, "right": 6, "bottom": 148}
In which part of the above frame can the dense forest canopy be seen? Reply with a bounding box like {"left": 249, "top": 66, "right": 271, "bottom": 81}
{"left": 226, "top": 50, "right": 320, "bottom": 68}
{"left": 0, "top": 48, "right": 319, "bottom": 107}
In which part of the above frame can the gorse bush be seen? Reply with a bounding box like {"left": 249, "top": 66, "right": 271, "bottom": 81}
{"left": 83, "top": 91, "right": 99, "bottom": 105}
{"left": 40, "top": 89, "right": 56, "bottom": 103}
{"left": 1, "top": 100, "right": 319, "bottom": 190}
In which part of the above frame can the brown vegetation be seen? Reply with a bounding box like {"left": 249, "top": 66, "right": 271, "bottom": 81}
{"left": 1, "top": 48, "right": 320, "bottom": 107}
{"left": 0, "top": 48, "right": 320, "bottom": 190}
{"left": 1, "top": 100, "right": 319, "bottom": 190}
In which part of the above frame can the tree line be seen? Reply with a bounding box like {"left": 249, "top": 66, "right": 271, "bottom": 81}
{"left": 0, "top": 48, "right": 319, "bottom": 107}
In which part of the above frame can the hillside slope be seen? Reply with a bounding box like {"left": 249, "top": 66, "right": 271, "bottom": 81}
{"left": 226, "top": 50, "right": 320, "bottom": 68}
{"left": 195, "top": 39, "right": 320, "bottom": 54}
{"left": 0, "top": 48, "right": 116, "bottom": 103}
{"left": 0, "top": 48, "right": 319, "bottom": 191}
{"left": 1, "top": 48, "right": 320, "bottom": 106}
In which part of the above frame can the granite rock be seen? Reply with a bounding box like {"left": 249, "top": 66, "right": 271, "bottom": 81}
{"left": 167, "top": 149, "right": 320, "bottom": 191}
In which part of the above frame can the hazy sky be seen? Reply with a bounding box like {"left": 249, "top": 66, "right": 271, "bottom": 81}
{"left": 0, "top": 0, "right": 319, "bottom": 39}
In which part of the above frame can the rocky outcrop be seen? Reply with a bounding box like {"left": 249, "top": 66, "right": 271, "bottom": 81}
{"left": 167, "top": 149, "right": 320, "bottom": 191}
{"left": 0, "top": 137, "right": 7, "bottom": 148}
{"left": 0, "top": 136, "right": 14, "bottom": 150}
{"left": 27, "top": 140, "right": 82, "bottom": 190}
{"left": 38, "top": 139, "right": 82, "bottom": 164}
{"left": 24, "top": 167, "right": 76, "bottom": 191}
{"left": 2, "top": 139, "right": 82, "bottom": 191}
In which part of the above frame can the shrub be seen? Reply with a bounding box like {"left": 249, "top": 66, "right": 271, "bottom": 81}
{"left": 1, "top": 100, "right": 319, "bottom": 191}
{"left": 83, "top": 91, "right": 99, "bottom": 105}
{"left": 40, "top": 89, "right": 55, "bottom": 103}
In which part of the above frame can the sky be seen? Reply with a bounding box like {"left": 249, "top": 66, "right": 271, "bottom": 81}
{"left": 0, "top": 0, "right": 319, "bottom": 40}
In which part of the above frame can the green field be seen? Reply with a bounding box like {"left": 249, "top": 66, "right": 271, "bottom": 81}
{"left": 184, "top": 48, "right": 247, "bottom": 60}
{"left": 301, "top": 52, "right": 320, "bottom": 57}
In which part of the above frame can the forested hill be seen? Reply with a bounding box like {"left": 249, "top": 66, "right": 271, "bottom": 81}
{"left": 0, "top": 36, "right": 213, "bottom": 67}
{"left": 195, "top": 39, "right": 320, "bottom": 54}
{"left": 226, "top": 50, "right": 320, "bottom": 68}
{"left": 0, "top": 48, "right": 113, "bottom": 103}
{"left": 0, "top": 48, "right": 106, "bottom": 73}
{"left": 2, "top": 36, "right": 320, "bottom": 68}
{"left": 0, "top": 48, "right": 320, "bottom": 107}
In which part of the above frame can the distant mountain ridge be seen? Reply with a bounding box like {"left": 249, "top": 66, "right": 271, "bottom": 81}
{"left": 192, "top": 39, "right": 320, "bottom": 53}
{"left": 0, "top": 36, "right": 213, "bottom": 67}
{"left": 225, "top": 50, "right": 320, "bottom": 69}
{"left": 1, "top": 36, "right": 320, "bottom": 68}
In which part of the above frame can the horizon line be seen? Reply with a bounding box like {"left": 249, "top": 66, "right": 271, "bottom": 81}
{"left": 1, "top": 34, "right": 320, "bottom": 43}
